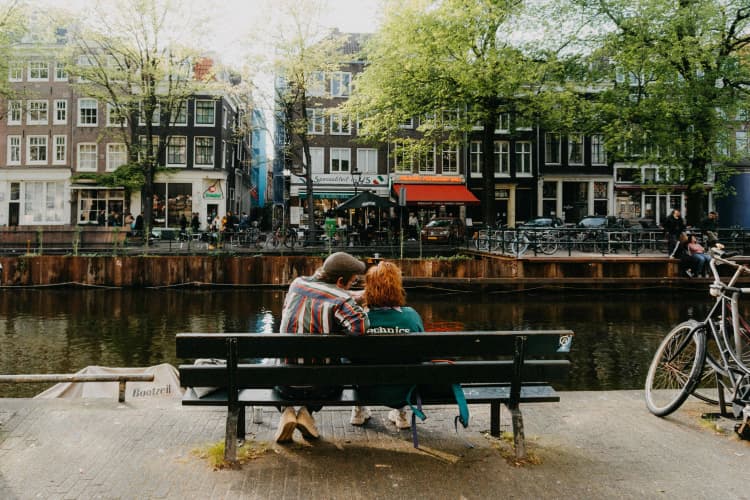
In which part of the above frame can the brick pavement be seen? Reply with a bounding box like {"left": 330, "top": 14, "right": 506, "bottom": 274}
{"left": 1, "top": 391, "right": 748, "bottom": 499}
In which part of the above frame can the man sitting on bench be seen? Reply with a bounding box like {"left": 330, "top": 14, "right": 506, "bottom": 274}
{"left": 275, "top": 252, "right": 369, "bottom": 443}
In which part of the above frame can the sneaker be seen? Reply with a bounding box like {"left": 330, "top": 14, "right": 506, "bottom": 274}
{"left": 274, "top": 407, "right": 297, "bottom": 443}
{"left": 388, "top": 408, "right": 411, "bottom": 429}
{"left": 685, "top": 269, "right": 694, "bottom": 278}
{"left": 295, "top": 407, "right": 320, "bottom": 439}
{"left": 349, "top": 406, "right": 372, "bottom": 425}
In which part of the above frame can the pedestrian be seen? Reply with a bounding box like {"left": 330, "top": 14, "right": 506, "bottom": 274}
{"left": 663, "top": 209, "right": 686, "bottom": 255}
{"left": 701, "top": 211, "right": 720, "bottom": 247}
{"left": 275, "top": 252, "right": 369, "bottom": 443}
{"left": 349, "top": 260, "right": 424, "bottom": 429}
{"left": 190, "top": 212, "right": 200, "bottom": 233}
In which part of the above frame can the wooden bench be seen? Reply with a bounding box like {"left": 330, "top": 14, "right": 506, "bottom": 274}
{"left": 177, "top": 330, "right": 573, "bottom": 463}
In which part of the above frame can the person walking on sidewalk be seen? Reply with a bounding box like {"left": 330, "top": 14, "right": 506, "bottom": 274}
{"left": 275, "top": 252, "right": 369, "bottom": 443}
{"left": 350, "top": 260, "right": 424, "bottom": 429}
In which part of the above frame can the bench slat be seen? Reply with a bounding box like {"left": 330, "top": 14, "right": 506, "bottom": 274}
{"left": 179, "top": 360, "right": 570, "bottom": 388}
{"left": 181, "top": 384, "right": 559, "bottom": 406}
{"left": 176, "top": 331, "right": 574, "bottom": 359}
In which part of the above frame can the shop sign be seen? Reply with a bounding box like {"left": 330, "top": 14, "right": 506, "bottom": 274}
{"left": 394, "top": 174, "right": 464, "bottom": 184}
{"left": 290, "top": 173, "right": 387, "bottom": 186}
{"left": 203, "top": 181, "right": 223, "bottom": 199}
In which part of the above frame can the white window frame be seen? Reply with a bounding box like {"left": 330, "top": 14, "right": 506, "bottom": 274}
{"left": 106, "top": 143, "right": 127, "bottom": 171}
{"left": 166, "top": 136, "right": 187, "bottom": 167}
{"left": 393, "top": 140, "right": 414, "bottom": 173}
{"left": 515, "top": 141, "right": 532, "bottom": 176}
{"left": 442, "top": 109, "right": 459, "bottom": 129}
{"left": 28, "top": 60, "right": 49, "bottom": 81}
{"left": 495, "top": 140, "right": 510, "bottom": 176}
{"left": 417, "top": 144, "right": 436, "bottom": 174}
{"left": 308, "top": 71, "right": 326, "bottom": 97}
{"left": 194, "top": 99, "right": 215, "bottom": 126}
{"left": 78, "top": 98, "right": 98, "bottom": 126}
{"left": 24, "top": 181, "right": 65, "bottom": 224}
{"left": 53, "top": 135, "right": 67, "bottom": 165}
{"left": 356, "top": 148, "right": 377, "bottom": 174}
{"left": 194, "top": 136, "right": 215, "bottom": 167}
{"left": 222, "top": 106, "right": 228, "bottom": 129}
{"left": 54, "top": 61, "right": 68, "bottom": 81}
{"left": 7, "top": 100, "right": 21, "bottom": 125}
{"left": 470, "top": 141, "right": 482, "bottom": 176}
{"left": 138, "top": 135, "right": 160, "bottom": 162}
{"left": 329, "top": 110, "right": 351, "bottom": 135}
{"left": 591, "top": 134, "right": 607, "bottom": 165}
{"left": 330, "top": 147, "right": 351, "bottom": 173}
{"left": 495, "top": 113, "right": 511, "bottom": 133}
{"left": 330, "top": 71, "right": 352, "bottom": 97}
{"left": 545, "top": 132, "right": 561, "bottom": 165}
{"left": 399, "top": 117, "right": 414, "bottom": 129}
{"left": 27, "top": 135, "right": 48, "bottom": 165}
{"left": 7, "top": 135, "right": 21, "bottom": 165}
{"left": 736, "top": 131, "right": 748, "bottom": 155}
{"left": 138, "top": 101, "right": 160, "bottom": 126}
{"left": 172, "top": 100, "right": 188, "bottom": 126}
{"left": 306, "top": 108, "right": 325, "bottom": 134}
{"left": 8, "top": 61, "right": 22, "bottom": 81}
{"left": 77, "top": 143, "right": 98, "bottom": 172}
{"left": 27, "top": 100, "right": 49, "bottom": 125}
{"left": 53, "top": 99, "right": 67, "bottom": 125}
{"left": 306, "top": 147, "right": 325, "bottom": 173}
{"left": 441, "top": 142, "right": 459, "bottom": 174}
{"left": 568, "top": 133, "right": 584, "bottom": 165}
{"left": 106, "top": 103, "right": 126, "bottom": 127}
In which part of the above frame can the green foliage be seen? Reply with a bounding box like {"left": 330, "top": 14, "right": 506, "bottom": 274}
{"left": 73, "top": 163, "right": 146, "bottom": 193}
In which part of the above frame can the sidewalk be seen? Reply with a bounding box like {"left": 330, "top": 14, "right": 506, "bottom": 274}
{"left": 1, "top": 391, "right": 748, "bottom": 499}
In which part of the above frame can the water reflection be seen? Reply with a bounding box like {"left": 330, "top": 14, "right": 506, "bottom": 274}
{"left": 0, "top": 288, "right": 741, "bottom": 397}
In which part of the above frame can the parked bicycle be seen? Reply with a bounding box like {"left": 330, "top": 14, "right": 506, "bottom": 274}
{"left": 645, "top": 248, "right": 750, "bottom": 438}
{"left": 268, "top": 225, "right": 298, "bottom": 249}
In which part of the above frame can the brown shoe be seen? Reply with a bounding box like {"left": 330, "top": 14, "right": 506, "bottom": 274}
{"left": 274, "top": 407, "right": 297, "bottom": 443}
{"left": 295, "top": 407, "right": 320, "bottom": 439}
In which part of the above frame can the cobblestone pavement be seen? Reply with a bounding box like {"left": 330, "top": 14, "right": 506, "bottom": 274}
{"left": 1, "top": 391, "right": 748, "bottom": 499}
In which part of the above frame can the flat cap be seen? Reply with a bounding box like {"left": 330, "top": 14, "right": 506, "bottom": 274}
{"left": 322, "top": 252, "right": 366, "bottom": 276}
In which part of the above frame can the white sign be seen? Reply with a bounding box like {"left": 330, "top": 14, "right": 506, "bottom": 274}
{"left": 291, "top": 173, "right": 383, "bottom": 186}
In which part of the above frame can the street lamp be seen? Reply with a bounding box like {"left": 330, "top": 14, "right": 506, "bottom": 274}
{"left": 351, "top": 169, "right": 363, "bottom": 196}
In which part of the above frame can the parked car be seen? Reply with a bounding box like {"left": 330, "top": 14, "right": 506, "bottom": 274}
{"left": 576, "top": 215, "right": 630, "bottom": 229}
{"left": 517, "top": 217, "right": 565, "bottom": 228}
{"left": 421, "top": 217, "right": 465, "bottom": 243}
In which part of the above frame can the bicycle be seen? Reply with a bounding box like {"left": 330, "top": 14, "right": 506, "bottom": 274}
{"left": 508, "top": 228, "right": 559, "bottom": 256}
{"left": 268, "top": 226, "right": 298, "bottom": 249}
{"left": 644, "top": 248, "right": 750, "bottom": 437}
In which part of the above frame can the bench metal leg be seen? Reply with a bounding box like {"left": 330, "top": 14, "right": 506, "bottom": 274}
{"left": 224, "top": 407, "right": 240, "bottom": 463}
{"left": 510, "top": 406, "right": 526, "bottom": 460}
{"left": 490, "top": 402, "right": 501, "bottom": 437}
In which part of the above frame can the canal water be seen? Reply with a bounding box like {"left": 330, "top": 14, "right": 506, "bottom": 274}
{"left": 0, "top": 287, "right": 737, "bottom": 397}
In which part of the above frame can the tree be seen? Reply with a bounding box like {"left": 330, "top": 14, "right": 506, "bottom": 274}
{"left": 0, "top": 0, "right": 27, "bottom": 105}
{"left": 65, "top": 0, "right": 215, "bottom": 237}
{"left": 347, "top": 0, "right": 583, "bottom": 226}
{"left": 268, "top": 0, "right": 349, "bottom": 243}
{"left": 577, "top": 0, "right": 750, "bottom": 224}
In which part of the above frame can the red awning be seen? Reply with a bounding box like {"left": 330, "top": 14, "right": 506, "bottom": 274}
{"left": 393, "top": 184, "right": 480, "bottom": 205}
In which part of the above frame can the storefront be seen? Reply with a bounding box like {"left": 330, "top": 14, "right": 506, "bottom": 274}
{"left": 0, "top": 168, "right": 69, "bottom": 226}
{"left": 391, "top": 175, "right": 479, "bottom": 226}
{"left": 537, "top": 176, "right": 613, "bottom": 225}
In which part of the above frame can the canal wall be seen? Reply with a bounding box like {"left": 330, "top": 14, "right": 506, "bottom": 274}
{"left": 0, "top": 253, "right": 721, "bottom": 290}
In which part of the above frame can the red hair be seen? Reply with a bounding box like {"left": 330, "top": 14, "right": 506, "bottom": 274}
{"left": 364, "top": 261, "right": 406, "bottom": 307}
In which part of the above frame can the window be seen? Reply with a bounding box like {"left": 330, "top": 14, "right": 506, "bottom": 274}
{"left": 54, "top": 61, "right": 68, "bottom": 81}
{"left": 515, "top": 141, "right": 532, "bottom": 175}
{"left": 356, "top": 148, "right": 377, "bottom": 173}
{"left": 53, "top": 135, "right": 66, "bottom": 165}
{"left": 399, "top": 117, "right": 414, "bottom": 129}
{"left": 591, "top": 134, "right": 607, "bottom": 165}
{"left": 568, "top": 133, "right": 584, "bottom": 165}
{"left": 139, "top": 101, "right": 160, "bottom": 125}
{"left": 417, "top": 145, "right": 436, "bottom": 174}
{"left": 77, "top": 143, "right": 98, "bottom": 171}
{"left": 27, "top": 136, "right": 48, "bottom": 164}
{"left": 7, "top": 136, "right": 21, "bottom": 165}
{"left": 442, "top": 109, "right": 459, "bottom": 128}
{"left": 28, "top": 61, "right": 49, "bottom": 81}
{"left": 329, "top": 110, "right": 351, "bottom": 135}
{"left": 308, "top": 71, "right": 326, "bottom": 96}
{"left": 77, "top": 188, "right": 124, "bottom": 225}
{"left": 393, "top": 140, "right": 413, "bottom": 173}
{"left": 106, "top": 143, "right": 127, "bottom": 171}
{"left": 306, "top": 108, "right": 324, "bottom": 134}
{"left": 496, "top": 113, "right": 510, "bottom": 132}
{"left": 24, "top": 181, "right": 65, "bottom": 223}
{"left": 78, "top": 98, "right": 98, "bottom": 126}
{"left": 305, "top": 147, "right": 324, "bottom": 173}
{"left": 27, "top": 100, "right": 48, "bottom": 125}
{"left": 736, "top": 131, "right": 749, "bottom": 155}
{"left": 172, "top": 101, "right": 188, "bottom": 126}
{"left": 76, "top": 55, "right": 94, "bottom": 82}
{"left": 515, "top": 114, "right": 533, "bottom": 131}
{"left": 495, "top": 141, "right": 510, "bottom": 175}
{"left": 167, "top": 136, "right": 187, "bottom": 166}
{"left": 194, "top": 137, "right": 214, "bottom": 166}
{"left": 470, "top": 141, "right": 482, "bottom": 175}
{"left": 330, "top": 148, "right": 351, "bottom": 172}
{"left": 545, "top": 132, "right": 561, "bottom": 164}
{"left": 54, "top": 100, "right": 67, "bottom": 124}
{"left": 441, "top": 142, "right": 458, "bottom": 174}
{"left": 7, "top": 100, "right": 21, "bottom": 124}
{"left": 195, "top": 99, "right": 215, "bottom": 125}
{"left": 8, "top": 61, "right": 22, "bottom": 81}
{"left": 330, "top": 71, "right": 351, "bottom": 97}
{"left": 222, "top": 107, "right": 228, "bottom": 129}
{"left": 138, "top": 135, "right": 159, "bottom": 162}
{"left": 106, "top": 103, "right": 126, "bottom": 127}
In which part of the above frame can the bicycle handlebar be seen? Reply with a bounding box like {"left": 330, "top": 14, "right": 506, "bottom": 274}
{"left": 707, "top": 248, "right": 750, "bottom": 294}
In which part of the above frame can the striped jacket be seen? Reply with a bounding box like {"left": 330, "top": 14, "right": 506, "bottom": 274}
{"left": 279, "top": 276, "right": 368, "bottom": 336}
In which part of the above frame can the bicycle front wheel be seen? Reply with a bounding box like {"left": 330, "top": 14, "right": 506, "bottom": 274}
{"left": 284, "top": 231, "right": 297, "bottom": 248}
{"left": 645, "top": 320, "right": 706, "bottom": 416}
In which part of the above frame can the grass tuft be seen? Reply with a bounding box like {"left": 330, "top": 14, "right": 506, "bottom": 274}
{"left": 192, "top": 440, "right": 269, "bottom": 469}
